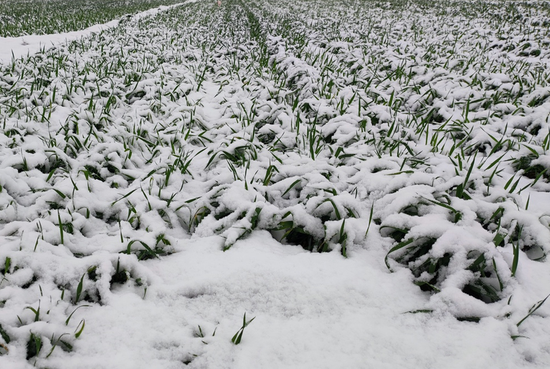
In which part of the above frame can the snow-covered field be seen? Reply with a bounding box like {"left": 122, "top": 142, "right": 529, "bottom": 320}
{"left": 1, "top": 0, "right": 550, "bottom": 368}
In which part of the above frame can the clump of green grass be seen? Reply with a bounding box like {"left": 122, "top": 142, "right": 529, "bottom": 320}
{"left": 26, "top": 332, "right": 42, "bottom": 360}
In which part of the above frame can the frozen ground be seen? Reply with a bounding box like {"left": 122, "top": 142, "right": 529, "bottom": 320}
{"left": 1, "top": 0, "right": 550, "bottom": 368}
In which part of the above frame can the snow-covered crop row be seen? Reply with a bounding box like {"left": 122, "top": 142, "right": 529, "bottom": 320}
{"left": 1, "top": 0, "right": 550, "bottom": 367}
{"left": 0, "top": 0, "right": 186, "bottom": 37}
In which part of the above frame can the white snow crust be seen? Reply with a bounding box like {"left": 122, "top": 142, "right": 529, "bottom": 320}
{"left": 1, "top": 0, "right": 550, "bottom": 368}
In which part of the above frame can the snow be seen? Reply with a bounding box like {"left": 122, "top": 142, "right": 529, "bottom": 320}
{"left": 1, "top": 0, "right": 550, "bottom": 368}
{"left": 26, "top": 232, "right": 549, "bottom": 369}
{"left": 0, "top": 21, "right": 117, "bottom": 65}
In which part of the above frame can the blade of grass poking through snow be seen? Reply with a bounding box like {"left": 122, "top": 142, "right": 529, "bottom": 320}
{"left": 231, "top": 313, "right": 256, "bottom": 345}
{"left": 481, "top": 153, "right": 506, "bottom": 171}
{"left": 111, "top": 188, "right": 138, "bottom": 206}
{"left": 486, "top": 166, "right": 502, "bottom": 194}
{"left": 405, "top": 309, "right": 434, "bottom": 314}
{"left": 25, "top": 302, "right": 41, "bottom": 322}
{"left": 339, "top": 219, "right": 347, "bottom": 257}
{"left": 511, "top": 226, "right": 522, "bottom": 277}
{"left": 26, "top": 333, "right": 42, "bottom": 360}
{"left": 118, "top": 220, "right": 124, "bottom": 243}
{"left": 126, "top": 240, "right": 159, "bottom": 260}
{"left": 281, "top": 179, "right": 301, "bottom": 197}
{"left": 509, "top": 176, "right": 522, "bottom": 194}
{"left": 522, "top": 144, "right": 540, "bottom": 159}
{"left": 74, "top": 319, "right": 85, "bottom": 338}
{"left": 263, "top": 164, "right": 278, "bottom": 186}
{"left": 413, "top": 281, "right": 441, "bottom": 292}
{"left": 74, "top": 273, "right": 85, "bottom": 304}
{"left": 517, "top": 294, "right": 550, "bottom": 327}
{"left": 33, "top": 235, "right": 40, "bottom": 252}
{"left": 385, "top": 238, "right": 414, "bottom": 270}
{"left": 65, "top": 305, "right": 91, "bottom": 325}
{"left": 53, "top": 189, "right": 67, "bottom": 199}
{"left": 421, "top": 196, "right": 462, "bottom": 223}
{"left": 57, "top": 210, "right": 64, "bottom": 245}
{"left": 325, "top": 198, "right": 342, "bottom": 220}
{"left": 0, "top": 324, "right": 10, "bottom": 344}
{"left": 530, "top": 168, "right": 548, "bottom": 187}
{"left": 46, "top": 333, "right": 70, "bottom": 358}
{"left": 456, "top": 153, "right": 476, "bottom": 199}
{"left": 504, "top": 174, "right": 516, "bottom": 192}
{"left": 3, "top": 257, "right": 10, "bottom": 274}
{"left": 364, "top": 206, "right": 374, "bottom": 238}
{"left": 140, "top": 186, "right": 152, "bottom": 211}
{"left": 492, "top": 258, "right": 504, "bottom": 292}
{"left": 493, "top": 232, "right": 505, "bottom": 247}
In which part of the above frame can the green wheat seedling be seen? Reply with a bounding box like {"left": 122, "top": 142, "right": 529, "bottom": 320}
{"left": 511, "top": 225, "right": 522, "bottom": 278}
{"left": 516, "top": 294, "right": 550, "bottom": 328}
{"left": 337, "top": 219, "right": 348, "bottom": 257}
{"left": 57, "top": 210, "right": 65, "bottom": 245}
{"left": 2, "top": 257, "right": 11, "bottom": 275}
{"left": 25, "top": 302, "right": 41, "bottom": 322}
{"left": 46, "top": 333, "right": 72, "bottom": 357}
{"left": 26, "top": 332, "right": 42, "bottom": 360}
{"left": 73, "top": 273, "right": 86, "bottom": 304}
{"left": 74, "top": 319, "right": 85, "bottom": 338}
{"left": 0, "top": 324, "right": 10, "bottom": 345}
{"left": 126, "top": 240, "right": 160, "bottom": 260}
{"left": 65, "top": 305, "right": 91, "bottom": 326}
{"left": 195, "top": 325, "right": 217, "bottom": 344}
{"left": 231, "top": 313, "right": 256, "bottom": 345}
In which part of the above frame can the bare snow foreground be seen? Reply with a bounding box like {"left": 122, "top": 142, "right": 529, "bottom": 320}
{"left": 15, "top": 232, "right": 549, "bottom": 369}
